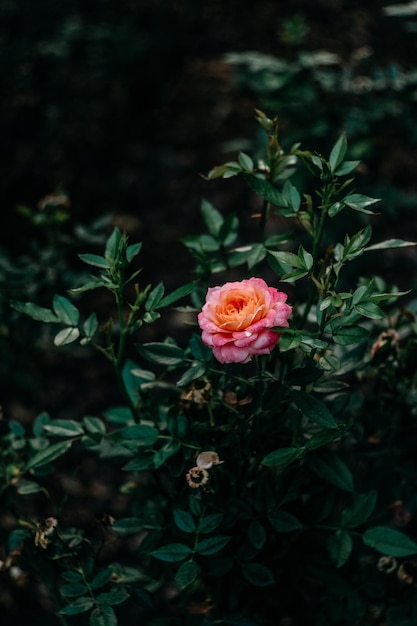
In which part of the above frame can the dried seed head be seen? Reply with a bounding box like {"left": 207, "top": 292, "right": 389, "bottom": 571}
{"left": 377, "top": 555, "right": 397, "bottom": 574}
{"left": 186, "top": 467, "right": 210, "bottom": 490}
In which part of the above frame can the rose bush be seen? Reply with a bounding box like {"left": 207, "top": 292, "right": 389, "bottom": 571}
{"left": 197, "top": 276, "right": 292, "bottom": 363}
{"left": 5, "top": 113, "right": 417, "bottom": 626}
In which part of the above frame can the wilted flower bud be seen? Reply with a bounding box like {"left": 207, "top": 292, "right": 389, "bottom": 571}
{"left": 377, "top": 555, "right": 397, "bottom": 574}
{"left": 186, "top": 467, "right": 210, "bottom": 490}
{"left": 397, "top": 560, "right": 417, "bottom": 585}
{"left": 34, "top": 517, "right": 58, "bottom": 549}
{"left": 196, "top": 451, "right": 223, "bottom": 469}
{"left": 370, "top": 329, "right": 399, "bottom": 358}
{"left": 186, "top": 451, "right": 223, "bottom": 490}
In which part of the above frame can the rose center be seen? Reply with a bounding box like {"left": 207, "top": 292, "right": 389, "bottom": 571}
{"left": 226, "top": 296, "right": 247, "bottom": 314}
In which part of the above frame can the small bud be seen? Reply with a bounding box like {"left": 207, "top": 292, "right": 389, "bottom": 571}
{"left": 196, "top": 451, "right": 223, "bottom": 469}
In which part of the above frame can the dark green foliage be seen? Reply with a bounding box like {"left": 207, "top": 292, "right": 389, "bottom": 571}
{"left": 2, "top": 110, "right": 417, "bottom": 626}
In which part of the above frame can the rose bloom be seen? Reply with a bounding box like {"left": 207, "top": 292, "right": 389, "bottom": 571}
{"left": 198, "top": 277, "right": 291, "bottom": 364}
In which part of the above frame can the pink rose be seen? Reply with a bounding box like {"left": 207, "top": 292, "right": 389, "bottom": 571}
{"left": 198, "top": 277, "right": 292, "bottom": 364}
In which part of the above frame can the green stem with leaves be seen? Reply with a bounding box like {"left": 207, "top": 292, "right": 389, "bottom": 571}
{"left": 300, "top": 180, "right": 334, "bottom": 329}
{"left": 112, "top": 269, "right": 141, "bottom": 423}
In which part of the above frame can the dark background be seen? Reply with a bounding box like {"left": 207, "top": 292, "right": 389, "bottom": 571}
{"left": 2, "top": 1, "right": 417, "bottom": 623}
{"left": 2, "top": 0, "right": 417, "bottom": 418}
{"left": 2, "top": 0, "right": 417, "bottom": 264}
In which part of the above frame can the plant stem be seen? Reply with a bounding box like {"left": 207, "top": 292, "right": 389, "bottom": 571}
{"left": 113, "top": 273, "right": 141, "bottom": 423}
{"left": 299, "top": 183, "right": 332, "bottom": 329}
{"left": 259, "top": 198, "right": 270, "bottom": 242}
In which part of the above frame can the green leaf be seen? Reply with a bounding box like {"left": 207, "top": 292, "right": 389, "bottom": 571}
{"left": 363, "top": 527, "right": 417, "bottom": 557}
{"left": 91, "top": 568, "right": 113, "bottom": 590}
{"left": 247, "top": 243, "right": 267, "bottom": 270}
{"left": 9, "top": 420, "right": 25, "bottom": 436}
{"left": 110, "top": 565, "right": 150, "bottom": 586}
{"left": 241, "top": 563, "right": 275, "bottom": 587}
{"left": 262, "top": 447, "right": 305, "bottom": 468}
{"left": 328, "top": 530, "right": 352, "bottom": 567}
{"left": 205, "top": 161, "right": 242, "bottom": 180}
{"left": 122, "top": 452, "right": 154, "bottom": 472}
{"left": 298, "top": 245, "right": 313, "bottom": 270}
{"left": 238, "top": 152, "right": 254, "bottom": 171}
{"left": 175, "top": 561, "right": 199, "bottom": 590}
{"left": 278, "top": 332, "right": 302, "bottom": 352}
{"left": 174, "top": 509, "right": 197, "bottom": 533}
{"left": 116, "top": 424, "right": 158, "bottom": 446}
{"left": 332, "top": 325, "right": 369, "bottom": 345}
{"left": 342, "top": 491, "right": 377, "bottom": 529}
{"left": 268, "top": 510, "right": 303, "bottom": 533}
{"left": 53, "top": 295, "right": 80, "bottom": 325}
{"left": 10, "top": 300, "right": 59, "bottom": 323}
{"left": 199, "top": 513, "right": 224, "bottom": 534}
{"left": 78, "top": 253, "right": 111, "bottom": 269}
{"left": 15, "top": 480, "right": 43, "bottom": 495}
{"left": 24, "top": 440, "right": 73, "bottom": 472}
{"left": 70, "top": 279, "right": 111, "bottom": 294}
{"left": 242, "top": 173, "right": 286, "bottom": 207}
{"left": 329, "top": 133, "right": 347, "bottom": 172}
{"left": 195, "top": 535, "right": 231, "bottom": 556}
{"left": 364, "top": 238, "right": 417, "bottom": 252}
{"left": 121, "top": 359, "right": 143, "bottom": 405}
{"left": 333, "top": 160, "right": 360, "bottom": 176}
{"left": 201, "top": 199, "right": 224, "bottom": 237}
{"left": 153, "top": 439, "right": 181, "bottom": 468}
{"left": 136, "top": 342, "right": 186, "bottom": 366}
{"left": 105, "top": 227, "right": 122, "bottom": 262}
{"left": 96, "top": 590, "right": 130, "bottom": 606}
{"left": 328, "top": 201, "right": 343, "bottom": 218}
{"left": 145, "top": 282, "right": 165, "bottom": 311}
{"left": 290, "top": 390, "right": 337, "bottom": 428}
{"left": 282, "top": 180, "right": 301, "bottom": 213}
{"left": 102, "top": 406, "right": 132, "bottom": 425}
{"left": 32, "top": 411, "right": 50, "bottom": 436}
{"left": 219, "top": 212, "right": 239, "bottom": 246}
{"left": 126, "top": 241, "right": 142, "bottom": 262}
{"left": 60, "top": 583, "right": 90, "bottom": 598}
{"left": 343, "top": 193, "right": 380, "bottom": 214}
{"left": 54, "top": 327, "right": 80, "bottom": 346}
{"left": 312, "top": 453, "right": 354, "bottom": 492}
{"left": 176, "top": 362, "right": 207, "bottom": 387}
{"left": 354, "top": 301, "right": 385, "bottom": 319}
{"left": 83, "top": 313, "right": 99, "bottom": 339}
{"left": 305, "top": 427, "right": 346, "bottom": 450}
{"left": 112, "top": 518, "right": 145, "bottom": 536}
{"left": 267, "top": 250, "right": 305, "bottom": 269}
{"left": 156, "top": 281, "right": 197, "bottom": 309}
{"left": 90, "top": 605, "right": 117, "bottom": 626}
{"left": 43, "top": 419, "right": 85, "bottom": 437}
{"left": 60, "top": 597, "right": 95, "bottom": 615}
{"left": 61, "top": 571, "right": 83, "bottom": 583}
{"left": 7, "top": 529, "right": 30, "bottom": 552}
{"left": 182, "top": 233, "right": 219, "bottom": 253}
{"left": 83, "top": 417, "right": 106, "bottom": 435}
{"left": 247, "top": 521, "right": 266, "bottom": 550}
{"left": 151, "top": 543, "right": 193, "bottom": 562}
